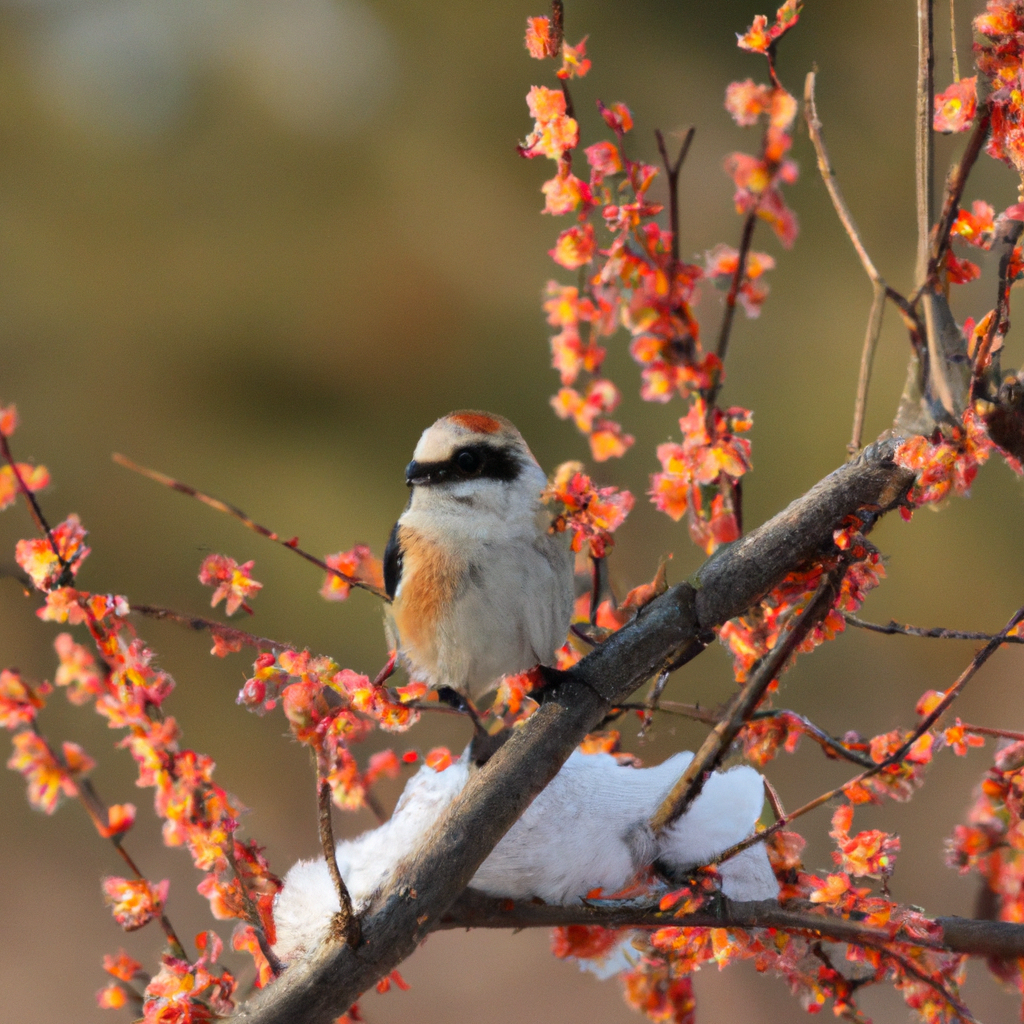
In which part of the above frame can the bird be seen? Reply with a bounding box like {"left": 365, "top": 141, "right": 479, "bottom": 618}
{"left": 383, "top": 411, "right": 575, "bottom": 707}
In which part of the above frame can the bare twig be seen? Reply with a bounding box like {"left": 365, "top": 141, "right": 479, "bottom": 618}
{"left": 950, "top": 0, "right": 960, "bottom": 81}
{"left": 318, "top": 779, "right": 361, "bottom": 948}
{"left": 129, "top": 604, "right": 292, "bottom": 653}
{"left": 803, "top": 73, "right": 884, "bottom": 284}
{"left": 713, "top": 210, "right": 758, "bottom": 373}
{"left": 802, "top": 72, "right": 911, "bottom": 455}
{"left": 845, "top": 613, "right": 1024, "bottom": 644}
{"left": 649, "top": 564, "right": 848, "bottom": 833}
{"left": 654, "top": 126, "right": 696, "bottom": 270}
{"left": 916, "top": 0, "right": 935, "bottom": 286}
{"left": 614, "top": 700, "right": 877, "bottom": 768}
{"left": 959, "top": 724, "right": 1024, "bottom": 742}
{"left": 850, "top": 282, "right": 887, "bottom": 455}
{"left": 637, "top": 669, "right": 670, "bottom": 738}
{"left": 112, "top": 454, "right": 389, "bottom": 602}
{"left": 589, "top": 555, "right": 603, "bottom": 625}
{"left": 763, "top": 776, "right": 786, "bottom": 820}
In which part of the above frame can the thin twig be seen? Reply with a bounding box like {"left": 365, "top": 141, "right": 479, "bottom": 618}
{"left": 916, "top": 0, "right": 935, "bottom": 287}
{"left": 803, "top": 72, "right": 898, "bottom": 455}
{"left": 850, "top": 282, "right": 887, "bottom": 455}
{"left": 72, "top": 774, "right": 188, "bottom": 960}
{"left": 614, "top": 700, "right": 877, "bottom": 768}
{"left": 0, "top": 433, "right": 72, "bottom": 583}
{"left": 112, "top": 453, "right": 389, "bottom": 602}
{"left": 589, "top": 555, "right": 603, "bottom": 626}
{"left": 973, "top": 217, "right": 1024, "bottom": 394}
{"left": 713, "top": 210, "right": 757, "bottom": 374}
{"left": 959, "top": 723, "right": 1024, "bottom": 742}
{"left": 654, "top": 126, "right": 696, "bottom": 271}
{"left": 129, "top": 604, "right": 293, "bottom": 653}
{"left": 638, "top": 669, "right": 670, "bottom": 739}
{"left": 803, "top": 73, "right": 884, "bottom": 283}
{"left": 763, "top": 776, "right": 786, "bottom": 820}
{"left": 318, "top": 778, "right": 361, "bottom": 947}
{"left": 649, "top": 565, "right": 847, "bottom": 833}
{"left": 845, "top": 613, "right": 1024, "bottom": 644}
{"left": 950, "top": 0, "right": 960, "bottom": 82}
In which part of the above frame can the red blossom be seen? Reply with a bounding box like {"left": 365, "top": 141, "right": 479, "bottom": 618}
{"left": 950, "top": 199, "right": 995, "bottom": 248}
{"left": 320, "top": 543, "right": 384, "bottom": 602}
{"left": 550, "top": 223, "right": 596, "bottom": 269}
{"left": 0, "top": 461, "right": 49, "bottom": 513}
{"left": 934, "top": 77, "right": 978, "bottom": 132}
{"left": 597, "top": 100, "right": 633, "bottom": 134}
{"left": 53, "top": 631, "right": 105, "bottom": 703}
{"left": 103, "top": 949, "right": 144, "bottom": 983}
{"left": 942, "top": 719, "right": 985, "bottom": 756}
{"left": 520, "top": 86, "right": 579, "bottom": 161}
{"left": 543, "top": 461, "right": 634, "bottom": 557}
{"left": 0, "top": 402, "right": 18, "bottom": 437}
{"left": 103, "top": 876, "right": 169, "bottom": 931}
{"left": 15, "top": 514, "right": 90, "bottom": 591}
{"left": 649, "top": 398, "right": 752, "bottom": 553}
{"left": 894, "top": 409, "right": 995, "bottom": 507}
{"left": 541, "top": 163, "right": 589, "bottom": 215}
{"left": 551, "top": 925, "right": 627, "bottom": 960}
{"left": 830, "top": 804, "right": 900, "bottom": 878}
{"left": 725, "top": 79, "right": 773, "bottom": 126}
{"left": 7, "top": 732, "right": 93, "bottom": 813}
{"left": 96, "top": 984, "right": 129, "bottom": 1010}
{"left": 736, "top": 1, "right": 802, "bottom": 54}
{"left": 198, "top": 554, "right": 262, "bottom": 616}
{"left": 0, "top": 669, "right": 50, "bottom": 729}
{"left": 97, "top": 803, "right": 137, "bottom": 839}
{"left": 705, "top": 244, "right": 775, "bottom": 318}
{"left": 525, "top": 15, "right": 557, "bottom": 59}
{"left": 558, "top": 38, "right": 591, "bottom": 80}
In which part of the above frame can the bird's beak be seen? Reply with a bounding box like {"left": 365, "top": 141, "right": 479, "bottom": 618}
{"left": 406, "top": 460, "right": 443, "bottom": 487}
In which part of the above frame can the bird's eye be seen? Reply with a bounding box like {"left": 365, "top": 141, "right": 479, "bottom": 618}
{"left": 455, "top": 449, "right": 480, "bottom": 474}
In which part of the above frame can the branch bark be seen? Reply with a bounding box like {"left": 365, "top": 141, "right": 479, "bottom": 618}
{"left": 439, "top": 890, "right": 1024, "bottom": 961}
{"left": 231, "top": 440, "right": 915, "bottom": 1024}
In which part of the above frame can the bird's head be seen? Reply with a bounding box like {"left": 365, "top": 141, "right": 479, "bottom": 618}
{"left": 404, "top": 411, "right": 547, "bottom": 520}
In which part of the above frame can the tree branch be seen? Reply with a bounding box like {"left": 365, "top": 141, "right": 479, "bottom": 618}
{"left": 229, "top": 440, "right": 916, "bottom": 1023}
{"left": 129, "top": 604, "right": 293, "bottom": 653}
{"left": 438, "top": 890, "right": 1024, "bottom": 961}
{"left": 846, "top": 613, "right": 1024, "bottom": 644}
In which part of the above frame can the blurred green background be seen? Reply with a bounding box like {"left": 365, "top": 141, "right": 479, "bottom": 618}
{"left": 2, "top": 0, "right": 1023, "bottom": 1021}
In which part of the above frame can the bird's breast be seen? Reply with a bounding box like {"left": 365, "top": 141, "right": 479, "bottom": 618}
{"left": 390, "top": 525, "right": 468, "bottom": 669}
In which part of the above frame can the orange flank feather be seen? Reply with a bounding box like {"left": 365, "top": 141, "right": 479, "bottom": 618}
{"left": 390, "top": 526, "right": 466, "bottom": 677}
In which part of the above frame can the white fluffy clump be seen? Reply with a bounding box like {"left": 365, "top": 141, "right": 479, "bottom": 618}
{"left": 273, "top": 749, "right": 778, "bottom": 964}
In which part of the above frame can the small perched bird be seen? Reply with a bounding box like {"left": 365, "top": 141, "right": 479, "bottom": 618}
{"left": 384, "top": 411, "right": 574, "bottom": 703}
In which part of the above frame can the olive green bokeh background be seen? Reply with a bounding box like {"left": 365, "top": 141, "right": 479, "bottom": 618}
{"left": 1, "top": 1, "right": 1023, "bottom": 1020}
